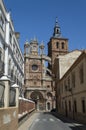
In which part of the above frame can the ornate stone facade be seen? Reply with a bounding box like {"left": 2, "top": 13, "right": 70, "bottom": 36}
{"left": 24, "top": 39, "right": 54, "bottom": 111}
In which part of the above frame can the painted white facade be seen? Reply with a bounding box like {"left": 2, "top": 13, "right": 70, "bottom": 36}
{"left": 0, "top": 0, "right": 24, "bottom": 95}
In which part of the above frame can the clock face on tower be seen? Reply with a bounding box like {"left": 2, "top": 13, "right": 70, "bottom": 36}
{"left": 32, "top": 64, "right": 38, "bottom": 71}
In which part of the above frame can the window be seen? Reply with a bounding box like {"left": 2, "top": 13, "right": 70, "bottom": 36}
{"left": 61, "top": 83, "right": 63, "bottom": 93}
{"left": 79, "top": 64, "right": 84, "bottom": 84}
{"left": 8, "top": 59, "right": 11, "bottom": 75}
{"left": 56, "top": 28, "right": 59, "bottom": 33}
{"left": 0, "top": 50, "right": 2, "bottom": 61}
{"left": 62, "top": 42, "right": 64, "bottom": 49}
{"left": 9, "top": 32, "right": 12, "bottom": 44}
{"left": 72, "top": 72, "right": 75, "bottom": 88}
{"left": 56, "top": 42, "right": 59, "bottom": 48}
{"left": 13, "top": 41, "right": 16, "bottom": 55}
{"left": 47, "top": 85, "right": 50, "bottom": 88}
{"left": 68, "top": 76, "right": 70, "bottom": 89}
{"left": 64, "top": 80, "right": 67, "bottom": 91}
{"left": 74, "top": 100, "right": 77, "bottom": 113}
{"left": 34, "top": 81, "right": 37, "bottom": 85}
{"left": 82, "top": 99, "right": 85, "bottom": 113}
{"left": 69, "top": 100, "right": 71, "bottom": 111}
{"left": 32, "top": 64, "right": 38, "bottom": 71}
{"left": 0, "top": 9, "right": 5, "bottom": 31}
{"left": 62, "top": 101, "right": 64, "bottom": 109}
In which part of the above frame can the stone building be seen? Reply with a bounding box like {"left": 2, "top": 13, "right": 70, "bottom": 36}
{"left": 56, "top": 50, "right": 86, "bottom": 123}
{"left": 24, "top": 39, "right": 55, "bottom": 111}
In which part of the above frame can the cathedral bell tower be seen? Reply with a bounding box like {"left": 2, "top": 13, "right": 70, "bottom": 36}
{"left": 48, "top": 18, "right": 68, "bottom": 72}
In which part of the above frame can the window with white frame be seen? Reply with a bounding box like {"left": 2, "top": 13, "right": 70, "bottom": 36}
{"left": 0, "top": 9, "right": 5, "bottom": 31}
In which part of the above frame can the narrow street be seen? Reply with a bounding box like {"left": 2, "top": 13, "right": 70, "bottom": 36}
{"left": 27, "top": 112, "right": 86, "bottom": 130}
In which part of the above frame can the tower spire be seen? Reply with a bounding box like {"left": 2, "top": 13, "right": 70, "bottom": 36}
{"left": 53, "top": 17, "right": 61, "bottom": 37}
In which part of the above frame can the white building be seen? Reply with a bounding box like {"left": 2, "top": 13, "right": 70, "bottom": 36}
{"left": 0, "top": 0, "right": 24, "bottom": 96}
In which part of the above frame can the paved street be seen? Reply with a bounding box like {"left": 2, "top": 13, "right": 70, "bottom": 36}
{"left": 18, "top": 112, "right": 86, "bottom": 130}
{"left": 29, "top": 112, "right": 71, "bottom": 130}
{"left": 28, "top": 112, "right": 86, "bottom": 130}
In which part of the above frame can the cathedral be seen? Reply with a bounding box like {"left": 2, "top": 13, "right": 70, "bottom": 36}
{"left": 24, "top": 18, "right": 68, "bottom": 111}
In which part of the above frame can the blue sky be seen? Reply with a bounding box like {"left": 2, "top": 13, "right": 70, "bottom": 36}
{"left": 4, "top": 0, "right": 86, "bottom": 54}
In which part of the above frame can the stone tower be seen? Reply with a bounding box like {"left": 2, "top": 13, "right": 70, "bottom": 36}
{"left": 48, "top": 18, "right": 68, "bottom": 73}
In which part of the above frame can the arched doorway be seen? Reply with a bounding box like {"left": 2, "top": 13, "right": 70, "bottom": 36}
{"left": 30, "top": 91, "right": 45, "bottom": 111}
{"left": 47, "top": 102, "right": 50, "bottom": 110}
